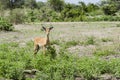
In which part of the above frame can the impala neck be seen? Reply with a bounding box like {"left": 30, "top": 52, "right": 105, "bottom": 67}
{"left": 46, "top": 33, "right": 50, "bottom": 43}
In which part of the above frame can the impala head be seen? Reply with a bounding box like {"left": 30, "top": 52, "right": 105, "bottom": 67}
{"left": 42, "top": 25, "right": 53, "bottom": 35}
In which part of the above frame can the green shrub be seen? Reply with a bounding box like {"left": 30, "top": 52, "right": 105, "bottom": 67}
{"left": 25, "top": 9, "right": 40, "bottom": 23}
{"left": 102, "top": 4, "right": 117, "bottom": 15}
{"left": 0, "top": 17, "right": 14, "bottom": 31}
{"left": 9, "top": 8, "right": 25, "bottom": 24}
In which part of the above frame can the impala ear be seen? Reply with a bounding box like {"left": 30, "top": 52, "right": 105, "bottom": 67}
{"left": 49, "top": 27, "right": 53, "bottom": 30}
{"left": 42, "top": 27, "right": 46, "bottom": 30}
{"left": 41, "top": 24, "right": 46, "bottom": 31}
{"left": 41, "top": 27, "right": 46, "bottom": 31}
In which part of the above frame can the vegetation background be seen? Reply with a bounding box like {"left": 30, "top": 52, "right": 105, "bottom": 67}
{"left": 0, "top": 0, "right": 120, "bottom": 25}
{"left": 0, "top": 0, "right": 120, "bottom": 80}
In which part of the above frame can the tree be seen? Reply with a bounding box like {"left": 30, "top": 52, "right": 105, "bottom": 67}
{"left": 77, "top": 2, "right": 87, "bottom": 21}
{"left": 36, "top": 1, "right": 46, "bottom": 9}
{"left": 48, "top": 0, "right": 65, "bottom": 12}
{"left": 0, "top": 0, "right": 10, "bottom": 9}
{"left": 12, "top": 0, "right": 24, "bottom": 8}
{"left": 79, "top": 1, "right": 87, "bottom": 13}
{"left": 0, "top": 0, "right": 24, "bottom": 9}
{"left": 61, "top": 3, "right": 86, "bottom": 21}
{"left": 61, "top": 4, "right": 76, "bottom": 19}
{"left": 102, "top": 4, "right": 117, "bottom": 15}
{"left": 24, "top": 0, "right": 37, "bottom": 9}
{"left": 87, "top": 3, "right": 99, "bottom": 12}
{"left": 101, "top": 0, "right": 119, "bottom": 15}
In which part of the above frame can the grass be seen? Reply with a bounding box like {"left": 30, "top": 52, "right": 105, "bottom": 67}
{"left": 101, "top": 37, "right": 113, "bottom": 42}
{"left": 94, "top": 49, "right": 118, "bottom": 56}
{"left": 0, "top": 41, "right": 120, "bottom": 80}
{"left": 62, "top": 40, "right": 80, "bottom": 49}
{"left": 81, "top": 36, "right": 96, "bottom": 45}
{"left": 116, "top": 23, "right": 120, "bottom": 27}
{"left": 50, "top": 40, "right": 60, "bottom": 45}
{"left": 0, "top": 22, "right": 120, "bottom": 80}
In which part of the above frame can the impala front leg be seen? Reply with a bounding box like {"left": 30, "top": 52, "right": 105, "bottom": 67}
{"left": 34, "top": 44, "right": 39, "bottom": 55}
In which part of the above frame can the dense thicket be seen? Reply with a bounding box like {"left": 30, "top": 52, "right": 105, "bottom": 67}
{"left": 0, "top": 0, "right": 120, "bottom": 23}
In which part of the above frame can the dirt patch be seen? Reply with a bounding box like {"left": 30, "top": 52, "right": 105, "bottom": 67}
{"left": 67, "top": 45, "right": 96, "bottom": 57}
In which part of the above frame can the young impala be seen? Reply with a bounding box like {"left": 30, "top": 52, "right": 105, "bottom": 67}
{"left": 34, "top": 25, "right": 53, "bottom": 55}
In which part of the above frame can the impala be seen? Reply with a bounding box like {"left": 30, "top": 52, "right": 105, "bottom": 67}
{"left": 34, "top": 25, "right": 53, "bottom": 55}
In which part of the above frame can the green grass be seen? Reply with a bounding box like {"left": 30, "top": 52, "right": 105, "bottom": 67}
{"left": 116, "top": 24, "right": 120, "bottom": 27}
{"left": 94, "top": 49, "right": 118, "bottom": 56}
{"left": 50, "top": 40, "right": 60, "bottom": 45}
{"left": 80, "top": 36, "right": 96, "bottom": 45}
{"left": 63, "top": 40, "right": 79, "bottom": 49}
{"left": 101, "top": 37, "right": 112, "bottom": 42}
{"left": 0, "top": 42, "right": 120, "bottom": 80}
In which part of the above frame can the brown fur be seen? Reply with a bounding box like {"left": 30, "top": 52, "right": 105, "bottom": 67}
{"left": 34, "top": 26, "right": 53, "bottom": 55}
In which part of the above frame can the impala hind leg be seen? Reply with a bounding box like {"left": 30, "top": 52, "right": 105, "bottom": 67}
{"left": 34, "top": 44, "right": 40, "bottom": 55}
{"left": 42, "top": 46, "right": 46, "bottom": 55}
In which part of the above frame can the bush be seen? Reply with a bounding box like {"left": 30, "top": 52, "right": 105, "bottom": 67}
{"left": 24, "top": 9, "right": 40, "bottom": 23}
{"left": 102, "top": 4, "right": 117, "bottom": 15}
{"left": 9, "top": 9, "right": 25, "bottom": 24}
{"left": 0, "top": 17, "right": 14, "bottom": 31}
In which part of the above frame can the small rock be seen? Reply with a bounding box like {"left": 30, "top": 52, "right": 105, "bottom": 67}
{"left": 75, "top": 77, "right": 84, "bottom": 80}
{"left": 99, "top": 74, "right": 112, "bottom": 80}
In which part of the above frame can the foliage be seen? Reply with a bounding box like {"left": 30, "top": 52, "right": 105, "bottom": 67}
{"left": 38, "top": 7, "right": 61, "bottom": 22}
{"left": 0, "top": 17, "right": 14, "bottom": 31}
{"left": 87, "top": 3, "right": 99, "bottom": 13}
{"left": 48, "top": 0, "right": 65, "bottom": 12}
{"left": 9, "top": 8, "right": 25, "bottom": 24}
{"left": 24, "top": 0, "right": 37, "bottom": 9}
{"left": 36, "top": 1, "right": 46, "bottom": 9}
{"left": 10, "top": 0, "right": 25, "bottom": 9}
{"left": 94, "top": 49, "right": 118, "bottom": 56}
{"left": 25, "top": 9, "right": 40, "bottom": 22}
{"left": 102, "top": 4, "right": 118, "bottom": 15}
{"left": 0, "top": 40, "right": 120, "bottom": 80}
{"left": 101, "top": 0, "right": 120, "bottom": 15}
{"left": 0, "top": 0, "right": 10, "bottom": 9}
{"left": 0, "top": 0, "right": 120, "bottom": 23}
{"left": 0, "top": 0, "right": 37, "bottom": 9}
